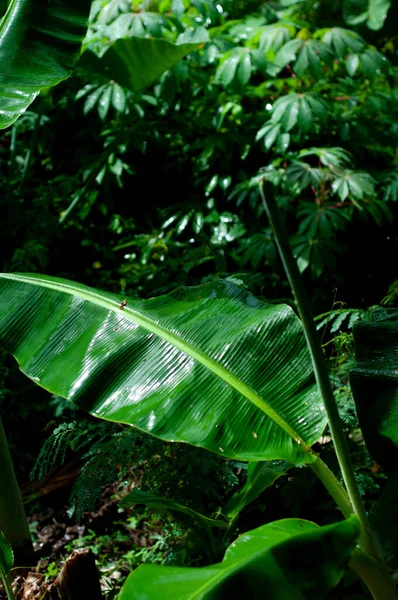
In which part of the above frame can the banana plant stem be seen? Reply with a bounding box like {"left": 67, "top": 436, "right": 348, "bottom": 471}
{"left": 0, "top": 415, "right": 33, "bottom": 565}
{"left": 259, "top": 181, "right": 383, "bottom": 563}
{"left": 3, "top": 574, "right": 16, "bottom": 600}
{"left": 350, "top": 550, "right": 397, "bottom": 600}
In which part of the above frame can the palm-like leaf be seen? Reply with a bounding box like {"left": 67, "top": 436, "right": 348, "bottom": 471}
{"left": 0, "top": 0, "right": 91, "bottom": 129}
{"left": 0, "top": 274, "right": 327, "bottom": 463}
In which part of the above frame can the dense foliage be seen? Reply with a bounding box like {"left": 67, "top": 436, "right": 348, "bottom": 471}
{"left": 1, "top": 0, "right": 397, "bottom": 305}
{"left": 0, "top": 0, "right": 397, "bottom": 598}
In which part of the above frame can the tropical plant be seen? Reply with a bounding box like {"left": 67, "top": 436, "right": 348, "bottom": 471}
{"left": 119, "top": 516, "right": 360, "bottom": 600}
{"left": 0, "top": 187, "right": 396, "bottom": 597}
{"left": 1, "top": 0, "right": 397, "bottom": 598}
{"left": 0, "top": 0, "right": 213, "bottom": 568}
{"left": 43, "top": 0, "right": 396, "bottom": 291}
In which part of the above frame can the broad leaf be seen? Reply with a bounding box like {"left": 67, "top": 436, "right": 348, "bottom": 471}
{"left": 293, "top": 40, "right": 333, "bottom": 79}
{"left": 0, "top": 274, "right": 327, "bottom": 464}
{"left": 269, "top": 93, "right": 328, "bottom": 134}
{"left": 267, "top": 38, "right": 302, "bottom": 76}
{"left": 78, "top": 28, "right": 209, "bottom": 93}
{"left": 382, "top": 168, "right": 398, "bottom": 202}
{"left": 216, "top": 48, "right": 254, "bottom": 87}
{"left": 258, "top": 24, "right": 293, "bottom": 53}
{"left": 226, "top": 461, "right": 290, "bottom": 519}
{"left": 292, "top": 235, "right": 343, "bottom": 279}
{"left": 120, "top": 490, "right": 228, "bottom": 530}
{"left": 255, "top": 123, "right": 281, "bottom": 150}
{"left": 357, "top": 48, "right": 388, "bottom": 79}
{"left": 299, "top": 147, "right": 353, "bottom": 168}
{"left": 285, "top": 162, "right": 325, "bottom": 190}
{"left": 317, "top": 27, "right": 365, "bottom": 59}
{"left": 331, "top": 171, "right": 376, "bottom": 202}
{"left": 346, "top": 53, "right": 360, "bottom": 76}
{"left": 119, "top": 516, "right": 360, "bottom": 599}
{"left": 367, "top": 0, "right": 391, "bottom": 30}
{"left": 351, "top": 309, "right": 398, "bottom": 567}
{"left": 344, "top": 0, "right": 391, "bottom": 31}
{"left": 0, "top": 0, "right": 91, "bottom": 129}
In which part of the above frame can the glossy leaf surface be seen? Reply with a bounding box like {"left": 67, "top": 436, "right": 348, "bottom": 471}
{"left": 0, "top": 0, "right": 91, "bottom": 128}
{"left": 0, "top": 274, "right": 327, "bottom": 463}
{"left": 119, "top": 516, "right": 360, "bottom": 599}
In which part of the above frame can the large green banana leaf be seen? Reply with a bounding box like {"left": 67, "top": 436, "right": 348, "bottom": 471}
{"left": 0, "top": 0, "right": 91, "bottom": 129}
{"left": 350, "top": 308, "right": 398, "bottom": 567}
{"left": 78, "top": 28, "right": 209, "bottom": 93}
{"left": 119, "top": 516, "right": 360, "bottom": 600}
{"left": 0, "top": 273, "right": 327, "bottom": 463}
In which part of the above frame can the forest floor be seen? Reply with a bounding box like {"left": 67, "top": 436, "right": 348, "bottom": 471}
{"left": 1, "top": 466, "right": 166, "bottom": 600}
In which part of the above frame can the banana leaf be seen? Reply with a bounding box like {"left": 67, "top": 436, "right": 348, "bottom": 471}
{"left": 0, "top": 273, "right": 327, "bottom": 464}
{"left": 0, "top": 0, "right": 91, "bottom": 129}
{"left": 118, "top": 516, "right": 360, "bottom": 600}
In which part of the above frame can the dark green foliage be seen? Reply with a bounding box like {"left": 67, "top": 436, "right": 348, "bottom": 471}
{"left": 1, "top": 0, "right": 396, "bottom": 306}
{"left": 351, "top": 309, "right": 398, "bottom": 568}
{"left": 32, "top": 419, "right": 239, "bottom": 523}
{"left": 0, "top": 0, "right": 397, "bottom": 595}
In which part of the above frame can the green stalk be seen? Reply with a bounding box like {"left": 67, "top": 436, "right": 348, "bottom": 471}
{"left": 350, "top": 550, "right": 397, "bottom": 600}
{"left": 310, "top": 457, "right": 352, "bottom": 519}
{"left": 2, "top": 574, "right": 16, "bottom": 600}
{"left": 0, "top": 416, "right": 33, "bottom": 565}
{"left": 259, "top": 181, "right": 395, "bottom": 595}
